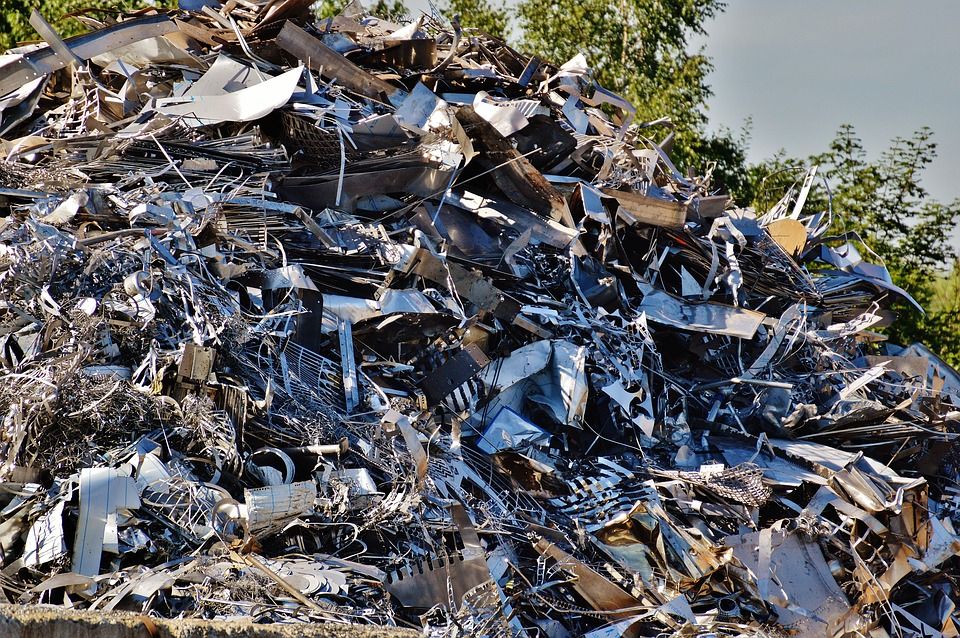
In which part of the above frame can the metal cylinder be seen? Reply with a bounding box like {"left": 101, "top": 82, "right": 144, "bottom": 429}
{"left": 246, "top": 447, "right": 296, "bottom": 486}
{"left": 123, "top": 270, "right": 153, "bottom": 297}
{"left": 717, "top": 596, "right": 740, "bottom": 620}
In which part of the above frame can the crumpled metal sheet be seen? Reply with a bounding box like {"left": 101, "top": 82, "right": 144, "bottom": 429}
{"left": 0, "top": 2, "right": 957, "bottom": 637}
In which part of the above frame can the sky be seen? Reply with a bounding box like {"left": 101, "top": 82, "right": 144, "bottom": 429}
{"left": 700, "top": 0, "right": 960, "bottom": 205}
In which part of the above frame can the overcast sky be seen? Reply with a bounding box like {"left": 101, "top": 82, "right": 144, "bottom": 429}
{"left": 701, "top": 0, "right": 960, "bottom": 204}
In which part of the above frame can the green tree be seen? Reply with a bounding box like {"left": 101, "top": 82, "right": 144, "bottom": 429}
{"left": 924, "top": 260, "right": 960, "bottom": 366}
{"left": 441, "top": 0, "right": 509, "bottom": 39}
{"left": 748, "top": 125, "right": 960, "bottom": 362}
{"left": 314, "top": 0, "right": 407, "bottom": 20}
{"left": 516, "top": 0, "right": 747, "bottom": 193}
{"left": 0, "top": 0, "right": 161, "bottom": 51}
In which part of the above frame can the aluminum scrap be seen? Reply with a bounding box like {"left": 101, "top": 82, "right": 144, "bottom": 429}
{"left": 0, "top": 2, "right": 958, "bottom": 637}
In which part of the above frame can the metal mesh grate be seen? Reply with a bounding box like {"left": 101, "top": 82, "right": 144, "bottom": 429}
{"left": 681, "top": 463, "right": 772, "bottom": 507}
{"left": 281, "top": 112, "right": 359, "bottom": 167}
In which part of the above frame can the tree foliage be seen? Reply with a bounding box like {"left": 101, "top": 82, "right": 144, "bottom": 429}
{"left": 517, "top": 0, "right": 719, "bottom": 130}
{"left": 0, "top": 0, "right": 160, "bottom": 51}
{"left": 922, "top": 267, "right": 960, "bottom": 367}
{"left": 314, "top": 0, "right": 407, "bottom": 20}
{"left": 516, "top": 0, "right": 747, "bottom": 192}
{"left": 441, "top": 0, "right": 508, "bottom": 40}
{"left": 748, "top": 126, "right": 960, "bottom": 363}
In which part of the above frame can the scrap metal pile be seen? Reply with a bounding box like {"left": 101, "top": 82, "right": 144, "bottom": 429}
{"left": 0, "top": 1, "right": 959, "bottom": 636}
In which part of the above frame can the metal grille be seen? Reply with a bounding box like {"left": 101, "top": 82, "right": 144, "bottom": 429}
{"left": 680, "top": 463, "right": 772, "bottom": 507}
{"left": 282, "top": 112, "right": 358, "bottom": 167}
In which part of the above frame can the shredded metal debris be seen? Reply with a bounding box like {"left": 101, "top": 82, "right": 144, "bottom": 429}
{"left": 0, "top": 2, "right": 957, "bottom": 637}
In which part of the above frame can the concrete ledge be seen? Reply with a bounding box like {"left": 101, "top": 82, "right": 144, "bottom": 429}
{"left": 0, "top": 604, "right": 416, "bottom": 638}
